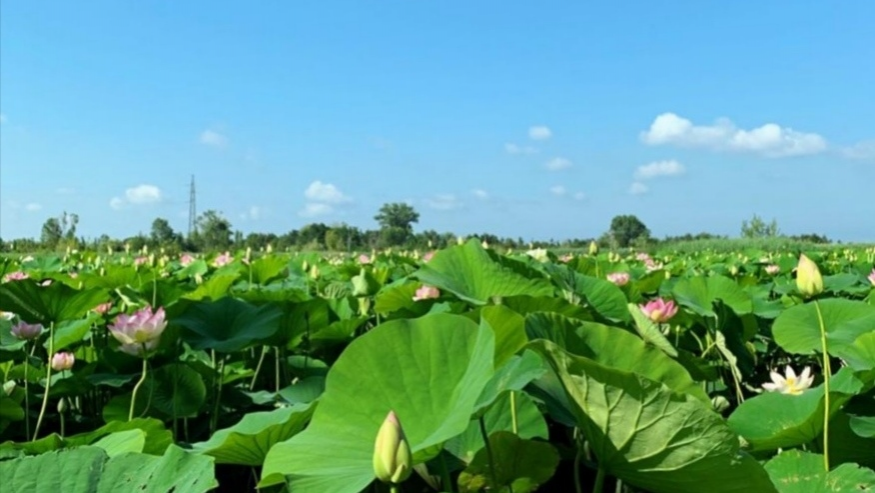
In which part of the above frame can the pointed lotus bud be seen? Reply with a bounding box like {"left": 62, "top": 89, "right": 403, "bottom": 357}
{"left": 588, "top": 241, "right": 599, "bottom": 255}
{"left": 57, "top": 397, "right": 68, "bottom": 414}
{"left": 796, "top": 254, "right": 823, "bottom": 298}
{"left": 373, "top": 411, "right": 413, "bottom": 485}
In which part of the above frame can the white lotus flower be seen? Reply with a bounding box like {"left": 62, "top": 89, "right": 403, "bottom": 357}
{"left": 762, "top": 366, "right": 814, "bottom": 395}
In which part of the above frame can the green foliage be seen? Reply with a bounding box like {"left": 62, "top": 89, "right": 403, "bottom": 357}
{"left": 608, "top": 214, "right": 650, "bottom": 248}
{"left": 740, "top": 213, "right": 780, "bottom": 238}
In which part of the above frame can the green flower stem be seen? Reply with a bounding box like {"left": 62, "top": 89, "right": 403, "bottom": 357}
{"left": 249, "top": 346, "right": 268, "bottom": 391}
{"left": 510, "top": 390, "right": 519, "bottom": 435}
{"left": 814, "top": 300, "right": 830, "bottom": 472}
{"left": 210, "top": 356, "right": 225, "bottom": 435}
{"left": 573, "top": 428, "right": 583, "bottom": 493}
{"left": 129, "top": 354, "right": 149, "bottom": 421}
{"left": 23, "top": 344, "right": 30, "bottom": 441}
{"left": 439, "top": 452, "right": 455, "bottom": 493}
{"left": 478, "top": 417, "right": 500, "bottom": 492}
{"left": 594, "top": 466, "right": 606, "bottom": 493}
{"left": 33, "top": 322, "right": 55, "bottom": 441}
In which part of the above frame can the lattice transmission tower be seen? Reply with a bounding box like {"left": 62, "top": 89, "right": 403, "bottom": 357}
{"left": 187, "top": 175, "right": 197, "bottom": 239}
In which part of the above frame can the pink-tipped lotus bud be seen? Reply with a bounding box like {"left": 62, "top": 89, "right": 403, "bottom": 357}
{"left": 373, "top": 410, "right": 413, "bottom": 485}
{"left": 796, "top": 254, "right": 823, "bottom": 298}
{"left": 51, "top": 352, "right": 75, "bottom": 371}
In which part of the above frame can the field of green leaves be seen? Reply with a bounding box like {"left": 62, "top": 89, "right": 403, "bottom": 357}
{"left": 1, "top": 240, "right": 874, "bottom": 492}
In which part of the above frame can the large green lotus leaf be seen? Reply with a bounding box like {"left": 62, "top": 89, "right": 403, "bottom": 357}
{"left": 446, "top": 391, "right": 548, "bottom": 464}
{"left": 479, "top": 305, "right": 527, "bottom": 366}
{"left": 48, "top": 314, "right": 99, "bottom": 351}
{"left": 141, "top": 363, "right": 207, "bottom": 418}
{"left": 473, "top": 350, "right": 546, "bottom": 414}
{"left": 671, "top": 276, "right": 752, "bottom": 318}
{"left": 373, "top": 280, "right": 422, "bottom": 315}
{"left": 97, "top": 444, "right": 218, "bottom": 493}
{"left": 502, "top": 295, "right": 593, "bottom": 320}
{"left": 412, "top": 240, "right": 554, "bottom": 305}
{"left": 0, "top": 281, "right": 108, "bottom": 325}
{"left": 530, "top": 340, "right": 776, "bottom": 493}
{"left": 833, "top": 332, "right": 875, "bottom": 371}
{"left": 727, "top": 367, "right": 864, "bottom": 451}
{"left": 91, "top": 429, "right": 146, "bottom": 457}
{"left": 181, "top": 273, "right": 240, "bottom": 302}
{"left": 0, "top": 445, "right": 106, "bottom": 492}
{"left": 69, "top": 418, "right": 172, "bottom": 456}
{"left": 260, "top": 313, "right": 495, "bottom": 493}
{"left": 772, "top": 299, "right": 875, "bottom": 355}
{"left": 765, "top": 450, "right": 875, "bottom": 492}
{"left": 175, "top": 296, "right": 282, "bottom": 352}
{"left": 247, "top": 255, "right": 289, "bottom": 284}
{"left": 628, "top": 302, "right": 678, "bottom": 357}
{"left": 525, "top": 313, "right": 708, "bottom": 402}
{"left": 191, "top": 403, "right": 314, "bottom": 466}
{"left": 457, "top": 431, "right": 559, "bottom": 493}
{"left": 828, "top": 412, "right": 875, "bottom": 469}
{"left": 544, "top": 264, "right": 630, "bottom": 323}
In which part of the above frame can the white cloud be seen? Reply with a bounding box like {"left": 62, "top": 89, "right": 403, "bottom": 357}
{"left": 544, "top": 157, "right": 572, "bottom": 171}
{"left": 529, "top": 126, "right": 552, "bottom": 141}
{"left": 200, "top": 129, "right": 228, "bottom": 148}
{"left": 240, "top": 205, "right": 263, "bottom": 221}
{"left": 24, "top": 203, "right": 42, "bottom": 212}
{"left": 0, "top": 114, "right": 6, "bottom": 124}
{"left": 634, "top": 159, "right": 686, "bottom": 180}
{"left": 629, "top": 182, "right": 648, "bottom": 195}
{"left": 110, "top": 184, "right": 162, "bottom": 210}
{"left": 505, "top": 143, "right": 538, "bottom": 155}
{"left": 841, "top": 140, "right": 875, "bottom": 160}
{"left": 472, "top": 189, "right": 489, "bottom": 200}
{"left": 425, "top": 194, "right": 463, "bottom": 211}
{"left": 549, "top": 185, "right": 566, "bottom": 196}
{"left": 125, "top": 184, "right": 162, "bottom": 204}
{"left": 640, "top": 112, "right": 827, "bottom": 157}
{"left": 298, "top": 203, "right": 333, "bottom": 218}
{"left": 304, "top": 181, "right": 351, "bottom": 204}
{"left": 573, "top": 192, "right": 586, "bottom": 201}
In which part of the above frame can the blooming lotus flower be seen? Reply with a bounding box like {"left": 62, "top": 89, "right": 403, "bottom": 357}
{"left": 3, "top": 271, "right": 29, "bottom": 282}
{"left": 109, "top": 306, "right": 167, "bottom": 349}
{"left": 373, "top": 411, "right": 412, "bottom": 485}
{"left": 133, "top": 256, "right": 148, "bottom": 266}
{"left": 179, "top": 253, "right": 195, "bottom": 266}
{"left": 0, "top": 311, "right": 15, "bottom": 321}
{"left": 796, "top": 254, "right": 823, "bottom": 298}
{"left": 213, "top": 252, "right": 233, "bottom": 267}
{"left": 51, "top": 352, "right": 75, "bottom": 371}
{"left": 92, "top": 302, "right": 112, "bottom": 315}
{"left": 526, "top": 248, "right": 549, "bottom": 263}
{"left": 765, "top": 264, "right": 780, "bottom": 275}
{"left": 868, "top": 268, "right": 875, "bottom": 286}
{"left": 606, "top": 272, "right": 630, "bottom": 286}
{"left": 11, "top": 321, "right": 42, "bottom": 340}
{"left": 119, "top": 339, "right": 160, "bottom": 357}
{"left": 422, "top": 251, "right": 435, "bottom": 262}
{"left": 412, "top": 285, "right": 440, "bottom": 301}
{"left": 635, "top": 252, "right": 652, "bottom": 262}
{"left": 359, "top": 254, "right": 372, "bottom": 265}
{"left": 559, "top": 254, "right": 574, "bottom": 263}
{"left": 639, "top": 298, "right": 678, "bottom": 323}
{"left": 762, "top": 366, "right": 814, "bottom": 395}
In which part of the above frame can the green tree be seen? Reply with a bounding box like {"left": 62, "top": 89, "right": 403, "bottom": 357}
{"left": 374, "top": 203, "right": 419, "bottom": 246}
{"left": 740, "top": 214, "right": 780, "bottom": 238}
{"left": 40, "top": 211, "right": 79, "bottom": 249}
{"left": 194, "top": 210, "right": 233, "bottom": 251}
{"left": 608, "top": 214, "right": 650, "bottom": 248}
{"left": 150, "top": 218, "right": 179, "bottom": 246}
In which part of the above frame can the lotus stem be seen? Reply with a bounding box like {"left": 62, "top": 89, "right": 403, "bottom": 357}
{"left": 23, "top": 344, "right": 30, "bottom": 440}
{"left": 573, "top": 428, "right": 583, "bottom": 493}
{"left": 594, "top": 466, "right": 606, "bottom": 493}
{"left": 249, "top": 346, "right": 268, "bottom": 391}
{"left": 814, "top": 300, "right": 830, "bottom": 472}
{"left": 478, "top": 417, "right": 500, "bottom": 491}
{"left": 129, "top": 353, "right": 148, "bottom": 421}
{"left": 33, "top": 322, "right": 55, "bottom": 441}
{"left": 211, "top": 356, "right": 225, "bottom": 434}
{"left": 510, "top": 391, "right": 518, "bottom": 435}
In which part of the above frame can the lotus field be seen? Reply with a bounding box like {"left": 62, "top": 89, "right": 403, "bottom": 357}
{"left": 2, "top": 241, "right": 875, "bottom": 493}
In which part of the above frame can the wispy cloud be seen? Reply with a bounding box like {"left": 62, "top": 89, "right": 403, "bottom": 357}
{"left": 529, "top": 125, "right": 552, "bottom": 141}
{"left": 472, "top": 189, "right": 489, "bottom": 200}
{"left": 544, "top": 157, "right": 572, "bottom": 171}
{"left": 0, "top": 114, "right": 7, "bottom": 125}
{"left": 573, "top": 192, "right": 586, "bottom": 201}
{"left": 110, "top": 184, "right": 163, "bottom": 210}
{"left": 425, "top": 194, "right": 463, "bottom": 211}
{"left": 549, "top": 185, "right": 566, "bottom": 196}
{"left": 634, "top": 159, "right": 686, "bottom": 180}
{"left": 841, "top": 140, "right": 875, "bottom": 160}
{"left": 629, "top": 182, "right": 648, "bottom": 195}
{"left": 24, "top": 203, "right": 42, "bottom": 212}
{"left": 200, "top": 129, "right": 228, "bottom": 148}
{"left": 240, "top": 205, "right": 264, "bottom": 221}
{"left": 641, "top": 112, "right": 827, "bottom": 158}
{"left": 505, "top": 143, "right": 538, "bottom": 155}
{"left": 298, "top": 203, "right": 333, "bottom": 218}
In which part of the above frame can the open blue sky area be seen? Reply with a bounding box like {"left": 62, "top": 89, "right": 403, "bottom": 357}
{"left": 2, "top": 1, "right": 873, "bottom": 242}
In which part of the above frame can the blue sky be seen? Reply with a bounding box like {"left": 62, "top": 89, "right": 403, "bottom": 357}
{"left": 2, "top": 1, "right": 874, "bottom": 243}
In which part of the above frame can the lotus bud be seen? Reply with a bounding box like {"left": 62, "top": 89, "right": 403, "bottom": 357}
{"left": 796, "top": 254, "right": 823, "bottom": 298}
{"left": 3, "top": 380, "right": 16, "bottom": 396}
{"left": 51, "top": 352, "right": 75, "bottom": 371}
{"left": 373, "top": 411, "right": 413, "bottom": 485}
{"left": 588, "top": 241, "right": 599, "bottom": 255}
{"left": 57, "top": 397, "right": 68, "bottom": 414}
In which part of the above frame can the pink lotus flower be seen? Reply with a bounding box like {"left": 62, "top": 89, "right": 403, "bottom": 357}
{"left": 11, "top": 321, "right": 42, "bottom": 340}
{"left": 422, "top": 251, "right": 435, "bottom": 262}
{"left": 412, "top": 285, "right": 440, "bottom": 301}
{"left": 3, "top": 271, "right": 29, "bottom": 282}
{"left": 359, "top": 254, "right": 372, "bottom": 265}
{"left": 180, "top": 253, "right": 195, "bottom": 266}
{"left": 606, "top": 272, "right": 630, "bottom": 286}
{"left": 134, "top": 256, "right": 148, "bottom": 266}
{"left": 51, "top": 352, "right": 75, "bottom": 371}
{"left": 765, "top": 264, "right": 780, "bottom": 276}
{"left": 639, "top": 298, "right": 678, "bottom": 323}
{"left": 636, "top": 252, "right": 652, "bottom": 262}
{"left": 119, "top": 339, "right": 160, "bottom": 357}
{"left": 868, "top": 268, "right": 875, "bottom": 286}
{"left": 92, "top": 302, "right": 112, "bottom": 315}
{"left": 109, "top": 306, "right": 168, "bottom": 349}
{"left": 559, "top": 254, "right": 574, "bottom": 263}
{"left": 213, "top": 252, "right": 233, "bottom": 267}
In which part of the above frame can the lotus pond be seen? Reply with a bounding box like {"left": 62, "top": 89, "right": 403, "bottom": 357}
{"left": 1, "top": 241, "right": 874, "bottom": 492}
